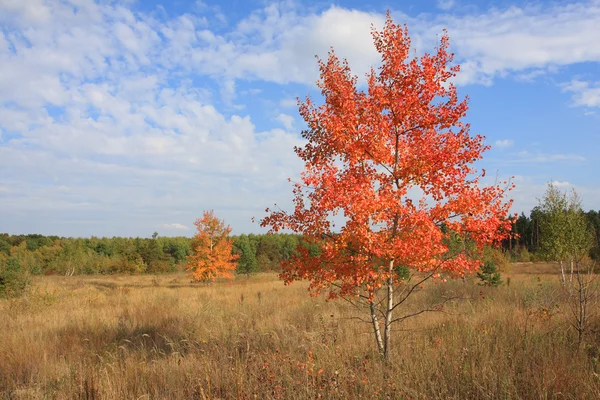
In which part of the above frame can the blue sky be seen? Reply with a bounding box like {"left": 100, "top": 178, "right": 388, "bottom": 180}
{"left": 0, "top": 0, "right": 599, "bottom": 237}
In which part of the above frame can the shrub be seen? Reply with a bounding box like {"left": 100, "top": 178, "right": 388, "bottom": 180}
{"left": 517, "top": 246, "right": 532, "bottom": 263}
{"left": 477, "top": 260, "right": 502, "bottom": 287}
{"left": 394, "top": 264, "right": 410, "bottom": 281}
{"left": 114, "top": 254, "right": 146, "bottom": 274}
{"left": 484, "top": 246, "right": 510, "bottom": 273}
{"left": 0, "top": 257, "right": 30, "bottom": 298}
{"left": 146, "top": 259, "right": 174, "bottom": 274}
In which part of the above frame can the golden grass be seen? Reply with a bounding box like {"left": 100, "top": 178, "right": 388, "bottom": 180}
{"left": 1, "top": 269, "right": 599, "bottom": 399}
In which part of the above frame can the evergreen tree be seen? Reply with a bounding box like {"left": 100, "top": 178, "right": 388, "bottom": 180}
{"left": 235, "top": 234, "right": 258, "bottom": 277}
{"left": 477, "top": 261, "right": 502, "bottom": 287}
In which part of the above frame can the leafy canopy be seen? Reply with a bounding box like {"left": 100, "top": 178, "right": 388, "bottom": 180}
{"left": 261, "top": 15, "right": 513, "bottom": 299}
{"left": 187, "top": 210, "right": 239, "bottom": 282}
{"left": 538, "top": 183, "right": 593, "bottom": 263}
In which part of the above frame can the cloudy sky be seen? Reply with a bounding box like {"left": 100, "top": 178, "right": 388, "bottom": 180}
{"left": 0, "top": 0, "right": 599, "bottom": 237}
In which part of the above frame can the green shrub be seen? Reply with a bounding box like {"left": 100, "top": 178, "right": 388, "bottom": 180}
{"left": 477, "top": 260, "right": 502, "bottom": 287}
{"left": 0, "top": 257, "right": 30, "bottom": 298}
{"left": 517, "top": 246, "right": 532, "bottom": 263}
{"left": 394, "top": 264, "right": 410, "bottom": 281}
{"left": 483, "top": 246, "right": 509, "bottom": 273}
{"left": 146, "top": 259, "right": 174, "bottom": 274}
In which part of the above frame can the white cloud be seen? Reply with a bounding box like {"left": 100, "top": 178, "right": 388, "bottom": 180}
{"left": 437, "top": 0, "right": 456, "bottom": 11}
{"left": 506, "top": 175, "right": 600, "bottom": 215}
{"left": 166, "top": 0, "right": 600, "bottom": 87}
{"left": 0, "top": 0, "right": 52, "bottom": 24}
{"left": 515, "top": 68, "right": 548, "bottom": 82}
{"left": 159, "top": 223, "right": 190, "bottom": 231}
{"left": 1, "top": 0, "right": 599, "bottom": 236}
{"left": 228, "top": 6, "right": 385, "bottom": 84}
{"left": 280, "top": 98, "right": 298, "bottom": 108}
{"left": 0, "top": 0, "right": 304, "bottom": 236}
{"left": 220, "top": 79, "right": 237, "bottom": 104}
{"left": 513, "top": 151, "right": 586, "bottom": 163}
{"left": 275, "top": 113, "right": 294, "bottom": 130}
{"left": 0, "top": 0, "right": 599, "bottom": 97}
{"left": 494, "top": 139, "right": 514, "bottom": 148}
{"left": 425, "top": 1, "right": 600, "bottom": 85}
{"left": 562, "top": 79, "right": 600, "bottom": 108}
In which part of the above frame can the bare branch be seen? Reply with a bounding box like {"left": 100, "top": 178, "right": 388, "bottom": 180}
{"left": 390, "top": 295, "right": 462, "bottom": 325}
{"left": 390, "top": 264, "right": 442, "bottom": 313}
{"left": 330, "top": 282, "right": 372, "bottom": 301}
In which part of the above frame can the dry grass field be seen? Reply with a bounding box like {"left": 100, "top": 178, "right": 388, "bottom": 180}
{"left": 1, "top": 264, "right": 600, "bottom": 399}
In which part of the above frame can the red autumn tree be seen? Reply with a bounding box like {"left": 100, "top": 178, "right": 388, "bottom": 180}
{"left": 187, "top": 210, "right": 239, "bottom": 282}
{"left": 261, "top": 15, "right": 513, "bottom": 358}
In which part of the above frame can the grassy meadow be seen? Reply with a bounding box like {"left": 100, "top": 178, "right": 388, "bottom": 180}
{"left": 1, "top": 265, "right": 600, "bottom": 399}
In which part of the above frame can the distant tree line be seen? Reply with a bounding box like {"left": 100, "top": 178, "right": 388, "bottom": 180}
{"left": 502, "top": 208, "right": 600, "bottom": 261}
{"left": 0, "top": 232, "right": 302, "bottom": 277}
{"left": 1, "top": 205, "right": 599, "bottom": 279}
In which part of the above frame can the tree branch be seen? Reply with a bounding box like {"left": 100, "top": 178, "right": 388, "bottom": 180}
{"left": 390, "top": 263, "right": 443, "bottom": 313}
{"left": 390, "top": 294, "right": 462, "bottom": 325}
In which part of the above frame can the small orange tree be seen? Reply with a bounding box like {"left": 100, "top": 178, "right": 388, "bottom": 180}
{"left": 187, "top": 210, "right": 239, "bottom": 282}
{"left": 261, "top": 15, "right": 513, "bottom": 358}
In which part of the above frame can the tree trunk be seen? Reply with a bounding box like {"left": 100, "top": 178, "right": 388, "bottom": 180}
{"left": 383, "top": 260, "right": 394, "bottom": 359}
{"left": 369, "top": 301, "right": 384, "bottom": 357}
{"left": 570, "top": 257, "right": 574, "bottom": 283}
{"left": 560, "top": 260, "right": 566, "bottom": 287}
{"left": 577, "top": 268, "right": 586, "bottom": 348}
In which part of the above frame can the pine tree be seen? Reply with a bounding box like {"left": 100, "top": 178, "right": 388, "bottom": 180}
{"left": 477, "top": 261, "right": 502, "bottom": 287}
{"left": 236, "top": 234, "right": 258, "bottom": 277}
